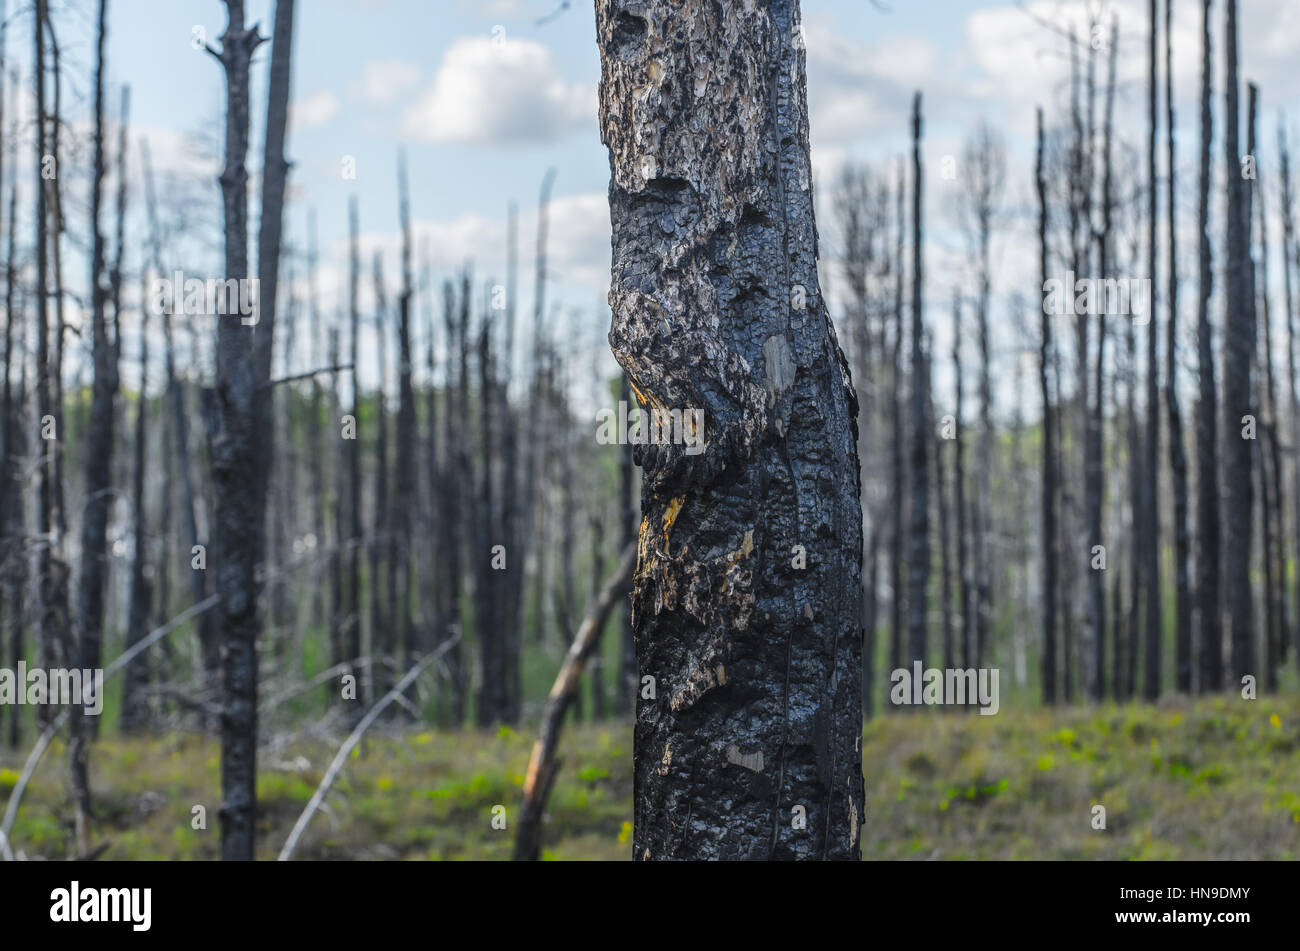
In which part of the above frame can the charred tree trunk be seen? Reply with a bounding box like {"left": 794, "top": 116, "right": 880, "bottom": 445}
{"left": 1196, "top": 0, "right": 1222, "bottom": 692}
{"left": 1222, "top": 0, "right": 1256, "bottom": 685}
{"left": 1166, "top": 0, "right": 1192, "bottom": 694}
{"left": 209, "top": 0, "right": 265, "bottom": 862}
{"left": 598, "top": 0, "right": 865, "bottom": 859}
{"left": 395, "top": 152, "right": 418, "bottom": 702}
{"left": 370, "top": 253, "right": 391, "bottom": 703}
{"left": 122, "top": 264, "right": 153, "bottom": 733}
{"left": 438, "top": 278, "right": 466, "bottom": 724}
{"left": 1142, "top": 0, "right": 1162, "bottom": 702}
{"left": 907, "top": 93, "right": 929, "bottom": 672}
{"left": 1280, "top": 120, "right": 1300, "bottom": 674}
{"left": 1087, "top": 19, "right": 1117, "bottom": 701}
{"left": 953, "top": 294, "right": 971, "bottom": 671}
{"left": 345, "top": 198, "right": 364, "bottom": 713}
{"left": 1036, "top": 107, "right": 1058, "bottom": 705}
{"left": 889, "top": 163, "right": 906, "bottom": 679}
{"left": 1249, "top": 85, "right": 1284, "bottom": 692}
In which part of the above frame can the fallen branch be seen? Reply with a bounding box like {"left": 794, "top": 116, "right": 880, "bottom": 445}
{"left": 260, "top": 655, "right": 376, "bottom": 715}
{"left": 277, "top": 635, "right": 460, "bottom": 861}
{"left": 514, "top": 542, "right": 636, "bottom": 861}
{"left": 0, "top": 594, "right": 221, "bottom": 861}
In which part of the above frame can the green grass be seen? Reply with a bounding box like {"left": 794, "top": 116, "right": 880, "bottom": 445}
{"left": 1, "top": 694, "right": 1296, "bottom": 859}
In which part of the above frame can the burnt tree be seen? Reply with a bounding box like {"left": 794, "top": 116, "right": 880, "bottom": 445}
{"left": 597, "top": 0, "right": 865, "bottom": 859}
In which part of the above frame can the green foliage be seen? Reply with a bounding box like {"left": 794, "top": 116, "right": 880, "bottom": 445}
{"left": 1, "top": 696, "right": 1295, "bottom": 859}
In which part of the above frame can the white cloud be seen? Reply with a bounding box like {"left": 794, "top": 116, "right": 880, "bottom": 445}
{"left": 402, "top": 35, "right": 595, "bottom": 145}
{"left": 291, "top": 90, "right": 338, "bottom": 130}
{"left": 804, "top": 23, "right": 945, "bottom": 143}
{"left": 356, "top": 60, "right": 421, "bottom": 106}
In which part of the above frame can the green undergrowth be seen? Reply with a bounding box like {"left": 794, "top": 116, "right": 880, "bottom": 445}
{"left": 1, "top": 694, "right": 1295, "bottom": 859}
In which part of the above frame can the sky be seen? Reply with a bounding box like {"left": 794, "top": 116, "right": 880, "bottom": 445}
{"left": 12, "top": 0, "right": 1300, "bottom": 413}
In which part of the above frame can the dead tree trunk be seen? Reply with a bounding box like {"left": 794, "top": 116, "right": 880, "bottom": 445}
{"left": 1165, "top": 0, "right": 1192, "bottom": 694}
{"left": 208, "top": 0, "right": 266, "bottom": 861}
{"left": 345, "top": 197, "right": 364, "bottom": 713}
{"left": 1280, "top": 119, "right": 1300, "bottom": 673}
{"left": 1088, "top": 16, "right": 1117, "bottom": 701}
{"left": 598, "top": 0, "right": 865, "bottom": 859}
{"left": 514, "top": 543, "right": 635, "bottom": 861}
{"left": 122, "top": 262, "right": 153, "bottom": 733}
{"left": 1142, "top": 0, "right": 1162, "bottom": 702}
{"left": 1249, "top": 84, "right": 1284, "bottom": 692}
{"left": 889, "top": 163, "right": 906, "bottom": 678}
{"left": 395, "top": 151, "right": 418, "bottom": 702}
{"left": 907, "top": 92, "right": 929, "bottom": 672}
{"left": 1222, "top": 0, "right": 1256, "bottom": 685}
{"left": 1196, "top": 0, "right": 1222, "bottom": 692}
{"left": 370, "top": 252, "right": 391, "bottom": 702}
{"left": 1036, "top": 107, "right": 1058, "bottom": 705}
{"left": 953, "top": 292, "right": 971, "bottom": 671}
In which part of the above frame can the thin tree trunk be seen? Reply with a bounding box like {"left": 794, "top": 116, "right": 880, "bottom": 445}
{"left": 1222, "top": 0, "right": 1256, "bottom": 685}
{"left": 907, "top": 93, "right": 929, "bottom": 672}
{"left": 395, "top": 152, "right": 418, "bottom": 708}
{"left": 370, "top": 253, "right": 391, "bottom": 704}
{"left": 1143, "top": 0, "right": 1162, "bottom": 702}
{"left": 209, "top": 0, "right": 266, "bottom": 861}
{"left": 122, "top": 263, "right": 153, "bottom": 733}
{"left": 514, "top": 543, "right": 634, "bottom": 861}
{"left": 1036, "top": 107, "right": 1058, "bottom": 705}
{"left": 1279, "top": 119, "right": 1300, "bottom": 674}
{"left": 1166, "top": 0, "right": 1192, "bottom": 694}
{"left": 346, "top": 197, "right": 364, "bottom": 714}
{"left": 1196, "top": 0, "right": 1221, "bottom": 693}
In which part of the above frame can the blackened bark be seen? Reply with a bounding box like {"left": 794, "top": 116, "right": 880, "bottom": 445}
{"left": 1196, "top": 0, "right": 1221, "bottom": 692}
{"left": 438, "top": 278, "right": 465, "bottom": 724}
{"left": 75, "top": 0, "right": 118, "bottom": 700}
{"left": 209, "top": 0, "right": 266, "bottom": 861}
{"left": 1222, "top": 0, "right": 1256, "bottom": 685}
{"left": 1166, "top": 0, "right": 1192, "bottom": 694}
{"left": 500, "top": 202, "right": 523, "bottom": 723}
{"left": 1142, "top": 0, "right": 1162, "bottom": 702}
{"left": 1088, "top": 18, "right": 1117, "bottom": 701}
{"left": 252, "top": 0, "right": 295, "bottom": 663}
{"left": 307, "top": 211, "right": 326, "bottom": 646}
{"left": 2, "top": 174, "right": 19, "bottom": 751}
{"left": 1036, "top": 108, "right": 1058, "bottom": 705}
{"left": 1249, "top": 85, "right": 1284, "bottom": 692}
{"left": 907, "top": 93, "right": 929, "bottom": 671}
{"left": 598, "top": 0, "right": 864, "bottom": 859}
{"left": 953, "top": 293, "right": 971, "bottom": 671}
{"left": 889, "top": 163, "right": 906, "bottom": 678}
{"left": 370, "top": 252, "right": 391, "bottom": 702}
{"left": 395, "top": 152, "right": 418, "bottom": 699}
{"left": 345, "top": 198, "right": 364, "bottom": 711}
{"left": 122, "top": 266, "right": 153, "bottom": 733}
{"left": 475, "top": 298, "right": 504, "bottom": 725}
{"left": 1281, "top": 121, "right": 1300, "bottom": 673}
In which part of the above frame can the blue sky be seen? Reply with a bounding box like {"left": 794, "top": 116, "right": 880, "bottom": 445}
{"left": 13, "top": 0, "right": 1300, "bottom": 409}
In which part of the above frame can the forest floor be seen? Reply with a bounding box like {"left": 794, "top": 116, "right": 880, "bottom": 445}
{"left": 1, "top": 693, "right": 1297, "bottom": 859}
